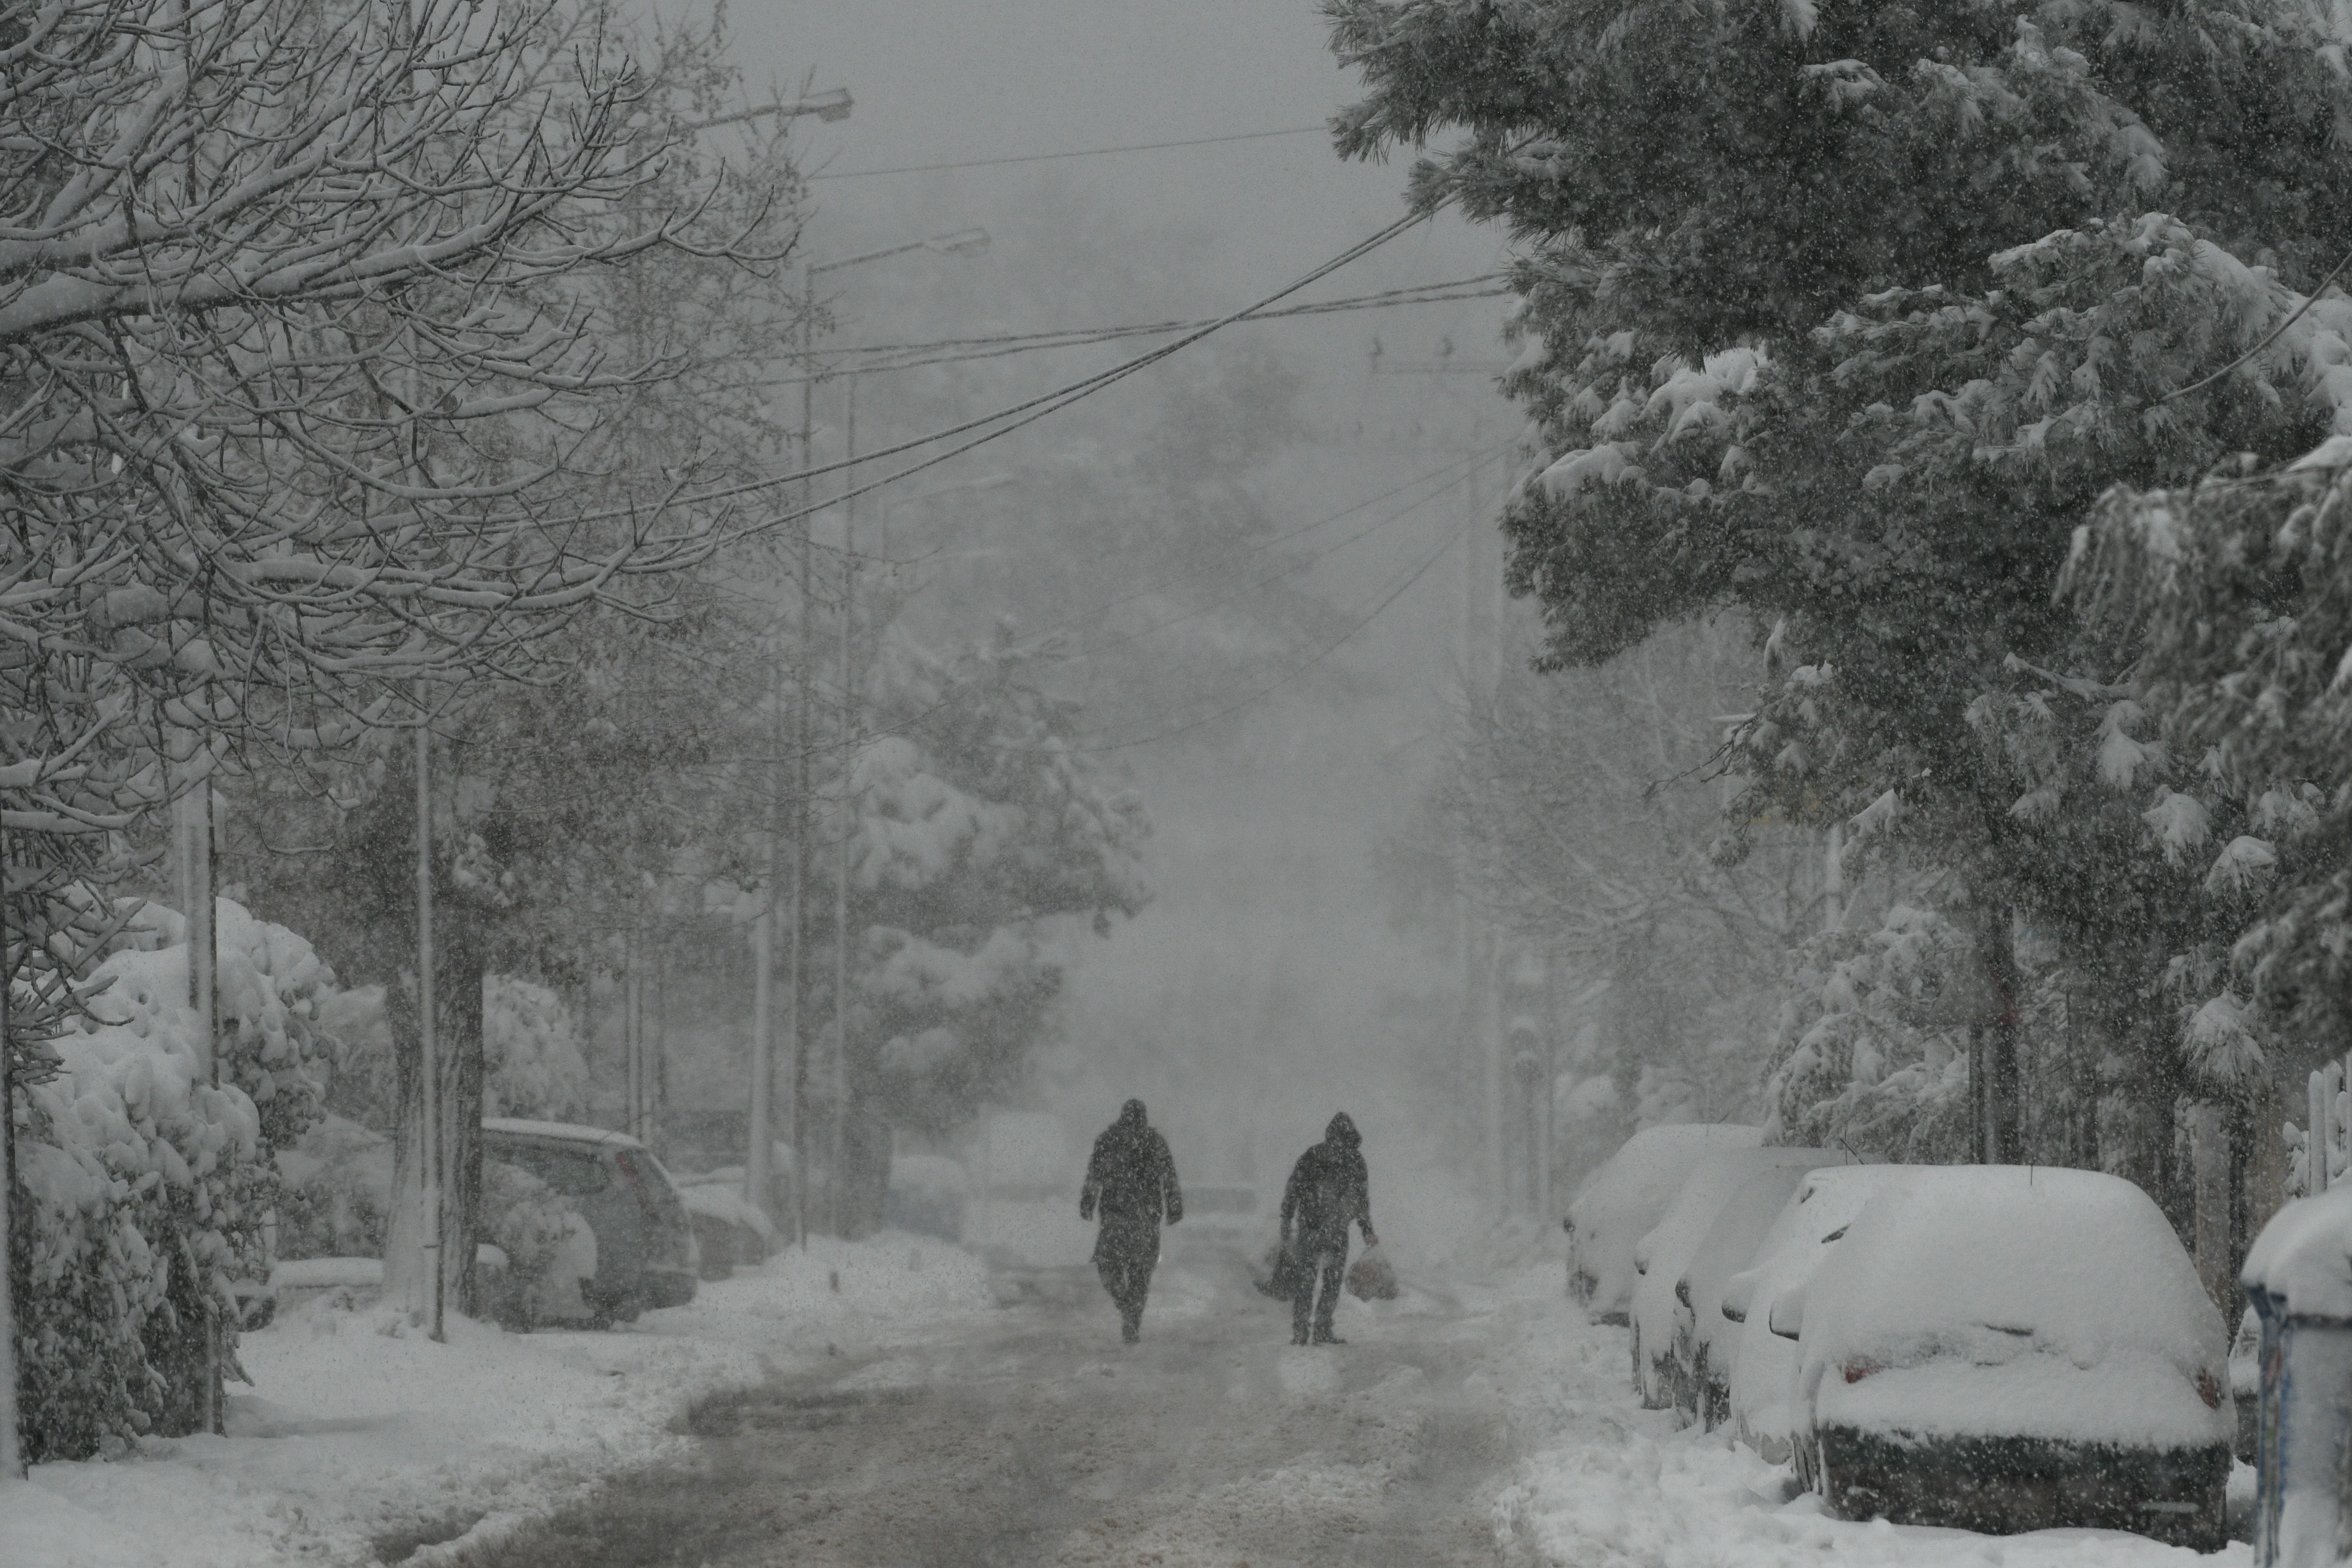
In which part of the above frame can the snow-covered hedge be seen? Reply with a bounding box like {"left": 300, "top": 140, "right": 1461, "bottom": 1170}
{"left": 14, "top": 898, "right": 333, "bottom": 1459}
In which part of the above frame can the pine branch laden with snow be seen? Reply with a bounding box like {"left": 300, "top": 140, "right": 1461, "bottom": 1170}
{"left": 1761, "top": 903, "right": 1979, "bottom": 1163}
{"left": 2070, "top": 454, "right": 2352, "bottom": 1036}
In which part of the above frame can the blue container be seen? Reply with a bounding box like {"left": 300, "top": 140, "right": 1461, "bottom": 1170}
{"left": 2244, "top": 1190, "right": 2352, "bottom": 1568}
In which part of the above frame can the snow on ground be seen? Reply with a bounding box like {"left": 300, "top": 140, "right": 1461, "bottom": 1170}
{"left": 1493, "top": 1298, "right": 2251, "bottom": 1568}
{"left": 2, "top": 1232, "right": 990, "bottom": 1568}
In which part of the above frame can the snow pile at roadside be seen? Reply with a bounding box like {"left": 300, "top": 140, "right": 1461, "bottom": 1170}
{"left": 1494, "top": 1308, "right": 2250, "bottom": 1568}
{"left": 4, "top": 1232, "right": 989, "bottom": 1568}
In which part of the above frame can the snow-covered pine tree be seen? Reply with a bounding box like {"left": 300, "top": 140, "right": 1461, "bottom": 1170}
{"left": 1329, "top": 0, "right": 2352, "bottom": 1200}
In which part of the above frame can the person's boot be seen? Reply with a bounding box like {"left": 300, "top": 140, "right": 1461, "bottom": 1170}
{"left": 1121, "top": 1311, "right": 1141, "bottom": 1344}
{"left": 1290, "top": 1328, "right": 1309, "bottom": 1346}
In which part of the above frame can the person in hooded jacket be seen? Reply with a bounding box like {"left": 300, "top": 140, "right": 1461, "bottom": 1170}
{"left": 1280, "top": 1112, "right": 1378, "bottom": 1345}
{"left": 1079, "top": 1099, "right": 1183, "bottom": 1343}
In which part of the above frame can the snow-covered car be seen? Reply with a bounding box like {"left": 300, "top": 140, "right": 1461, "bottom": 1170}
{"left": 1720, "top": 1165, "right": 1907, "bottom": 1456}
{"left": 1629, "top": 1147, "right": 1850, "bottom": 1410}
{"left": 1780, "top": 1165, "right": 2230, "bottom": 1547}
{"left": 672, "top": 1175, "right": 778, "bottom": 1278}
{"left": 1564, "top": 1123, "right": 1761, "bottom": 1325}
{"left": 885, "top": 1154, "right": 969, "bottom": 1242}
{"left": 1671, "top": 1156, "right": 1872, "bottom": 1428}
{"left": 481, "top": 1119, "right": 699, "bottom": 1324}
{"left": 968, "top": 1113, "right": 1093, "bottom": 1301}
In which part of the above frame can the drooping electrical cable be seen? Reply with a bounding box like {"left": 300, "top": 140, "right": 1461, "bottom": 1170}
{"left": 805, "top": 124, "right": 1327, "bottom": 182}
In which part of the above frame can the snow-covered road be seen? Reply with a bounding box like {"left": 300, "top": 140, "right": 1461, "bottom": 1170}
{"left": 7, "top": 1239, "right": 2254, "bottom": 1568}
{"left": 459, "top": 1250, "right": 1530, "bottom": 1567}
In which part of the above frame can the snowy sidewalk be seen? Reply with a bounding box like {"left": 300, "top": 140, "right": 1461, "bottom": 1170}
{"left": 1493, "top": 1306, "right": 2248, "bottom": 1568}
{"left": 4, "top": 1233, "right": 992, "bottom": 1568}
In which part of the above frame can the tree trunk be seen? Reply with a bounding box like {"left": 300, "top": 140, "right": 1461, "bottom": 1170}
{"left": 1976, "top": 905, "right": 2023, "bottom": 1164}
{"left": 383, "top": 967, "right": 428, "bottom": 1316}
{"left": 440, "top": 923, "right": 486, "bottom": 1319}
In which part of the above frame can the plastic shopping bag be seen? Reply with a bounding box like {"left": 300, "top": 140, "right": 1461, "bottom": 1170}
{"left": 1344, "top": 1243, "right": 1398, "bottom": 1301}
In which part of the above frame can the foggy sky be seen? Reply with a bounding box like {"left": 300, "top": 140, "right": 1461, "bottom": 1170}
{"left": 676, "top": 0, "right": 1522, "bottom": 1191}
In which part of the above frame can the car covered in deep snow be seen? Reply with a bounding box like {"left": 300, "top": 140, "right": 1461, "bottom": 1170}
{"left": 1629, "top": 1146, "right": 1852, "bottom": 1411}
{"left": 482, "top": 1118, "right": 699, "bottom": 1324}
{"left": 1719, "top": 1164, "right": 1907, "bottom": 1455}
{"left": 1779, "top": 1165, "right": 2230, "bottom": 1548}
{"left": 1563, "top": 1123, "right": 1761, "bottom": 1325}
{"left": 1671, "top": 1157, "right": 1876, "bottom": 1428}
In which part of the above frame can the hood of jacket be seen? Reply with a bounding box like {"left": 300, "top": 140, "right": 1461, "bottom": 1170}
{"left": 1325, "top": 1111, "right": 1359, "bottom": 1149}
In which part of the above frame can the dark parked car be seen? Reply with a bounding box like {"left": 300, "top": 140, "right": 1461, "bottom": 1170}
{"left": 482, "top": 1118, "right": 699, "bottom": 1325}
{"left": 1780, "top": 1165, "right": 2230, "bottom": 1550}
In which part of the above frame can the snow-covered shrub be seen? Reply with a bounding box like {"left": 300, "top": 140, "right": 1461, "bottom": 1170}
{"left": 483, "top": 974, "right": 587, "bottom": 1121}
{"left": 315, "top": 973, "right": 587, "bottom": 1129}
{"left": 477, "top": 1159, "right": 575, "bottom": 1329}
{"left": 272, "top": 1114, "right": 395, "bottom": 1260}
{"left": 14, "top": 897, "right": 332, "bottom": 1459}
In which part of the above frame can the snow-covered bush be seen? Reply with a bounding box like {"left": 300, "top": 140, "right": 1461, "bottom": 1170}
{"left": 315, "top": 973, "right": 586, "bottom": 1129}
{"left": 272, "top": 1114, "right": 395, "bottom": 1261}
{"left": 14, "top": 897, "right": 333, "bottom": 1459}
{"left": 477, "top": 1160, "right": 577, "bottom": 1329}
{"left": 483, "top": 974, "right": 588, "bottom": 1121}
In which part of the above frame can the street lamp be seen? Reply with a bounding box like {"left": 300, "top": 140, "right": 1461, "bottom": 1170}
{"left": 680, "top": 88, "right": 853, "bottom": 134}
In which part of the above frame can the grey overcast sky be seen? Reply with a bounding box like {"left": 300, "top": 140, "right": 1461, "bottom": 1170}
{"left": 720, "top": 0, "right": 1472, "bottom": 280}
{"left": 676, "top": 1, "right": 1522, "bottom": 1181}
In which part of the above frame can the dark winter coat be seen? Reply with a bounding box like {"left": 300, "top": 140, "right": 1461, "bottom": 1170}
{"left": 1081, "top": 1100, "right": 1183, "bottom": 1227}
{"left": 1281, "top": 1112, "right": 1374, "bottom": 1257}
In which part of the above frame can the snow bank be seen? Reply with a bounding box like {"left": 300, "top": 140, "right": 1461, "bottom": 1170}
{"left": 1798, "top": 1166, "right": 2228, "bottom": 1448}
{"left": 2242, "top": 1184, "right": 2352, "bottom": 1320}
{"left": 1567, "top": 1124, "right": 1761, "bottom": 1322}
{"left": 11, "top": 1232, "right": 991, "bottom": 1568}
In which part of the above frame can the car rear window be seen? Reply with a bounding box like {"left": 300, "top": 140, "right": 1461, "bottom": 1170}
{"left": 492, "top": 1142, "right": 611, "bottom": 1197}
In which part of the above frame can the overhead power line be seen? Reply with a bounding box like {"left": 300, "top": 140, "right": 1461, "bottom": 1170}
{"left": 807, "top": 124, "right": 1327, "bottom": 182}
{"left": 750, "top": 276, "right": 1511, "bottom": 386}
{"left": 554, "top": 198, "right": 1458, "bottom": 543}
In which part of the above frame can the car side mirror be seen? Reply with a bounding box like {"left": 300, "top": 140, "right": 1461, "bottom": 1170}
{"left": 1633, "top": 1236, "right": 1654, "bottom": 1277}
{"left": 1768, "top": 1282, "right": 1806, "bottom": 1342}
{"left": 1721, "top": 1269, "right": 1759, "bottom": 1324}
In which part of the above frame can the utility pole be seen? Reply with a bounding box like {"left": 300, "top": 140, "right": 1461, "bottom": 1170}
{"left": 789, "top": 260, "right": 816, "bottom": 1249}
{"left": 0, "top": 816, "right": 20, "bottom": 1480}
{"left": 414, "top": 706, "right": 444, "bottom": 1342}
{"left": 1461, "top": 454, "right": 1505, "bottom": 1212}
{"left": 733, "top": 83, "right": 852, "bottom": 1240}
{"left": 171, "top": 764, "right": 221, "bottom": 1429}
{"left": 785, "top": 228, "right": 986, "bottom": 1245}
{"left": 832, "top": 375, "right": 857, "bottom": 1240}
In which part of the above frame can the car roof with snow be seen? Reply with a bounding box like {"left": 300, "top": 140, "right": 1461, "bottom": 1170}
{"left": 2243, "top": 1184, "right": 2352, "bottom": 1321}
{"left": 1679, "top": 1158, "right": 1848, "bottom": 1358}
{"left": 482, "top": 1117, "right": 647, "bottom": 1150}
{"left": 1797, "top": 1165, "right": 2222, "bottom": 1402}
{"left": 1565, "top": 1123, "right": 1761, "bottom": 1316}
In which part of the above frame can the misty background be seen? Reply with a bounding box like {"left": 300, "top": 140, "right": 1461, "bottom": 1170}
{"left": 585, "top": 0, "right": 1742, "bottom": 1249}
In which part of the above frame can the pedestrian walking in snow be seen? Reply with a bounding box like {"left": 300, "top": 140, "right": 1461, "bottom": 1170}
{"left": 1080, "top": 1099, "right": 1183, "bottom": 1343}
{"left": 1280, "top": 1111, "right": 1378, "bottom": 1345}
